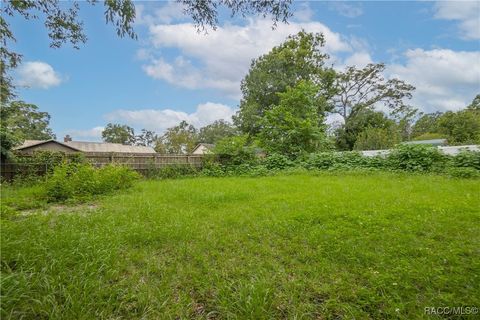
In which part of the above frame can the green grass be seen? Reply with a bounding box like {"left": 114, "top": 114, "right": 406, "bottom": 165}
{"left": 1, "top": 172, "right": 479, "bottom": 319}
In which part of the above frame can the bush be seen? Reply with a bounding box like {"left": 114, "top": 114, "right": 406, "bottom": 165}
{"left": 213, "top": 135, "right": 258, "bottom": 166}
{"left": 44, "top": 163, "right": 139, "bottom": 202}
{"left": 387, "top": 144, "right": 446, "bottom": 172}
{"left": 447, "top": 167, "right": 480, "bottom": 179}
{"left": 451, "top": 151, "right": 480, "bottom": 170}
{"left": 263, "top": 154, "right": 294, "bottom": 170}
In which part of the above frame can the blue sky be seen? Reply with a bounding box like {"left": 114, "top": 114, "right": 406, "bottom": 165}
{"left": 9, "top": 1, "right": 480, "bottom": 141}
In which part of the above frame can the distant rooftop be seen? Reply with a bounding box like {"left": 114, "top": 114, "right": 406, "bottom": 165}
{"left": 14, "top": 140, "right": 155, "bottom": 154}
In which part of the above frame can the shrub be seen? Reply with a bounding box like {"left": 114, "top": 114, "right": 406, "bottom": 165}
{"left": 303, "top": 152, "right": 336, "bottom": 169}
{"left": 263, "top": 154, "right": 294, "bottom": 170}
{"left": 387, "top": 144, "right": 446, "bottom": 172}
{"left": 451, "top": 151, "right": 480, "bottom": 170}
{"left": 447, "top": 167, "right": 480, "bottom": 179}
{"left": 200, "top": 162, "right": 226, "bottom": 177}
{"left": 44, "top": 163, "right": 139, "bottom": 202}
{"left": 213, "top": 135, "right": 258, "bottom": 166}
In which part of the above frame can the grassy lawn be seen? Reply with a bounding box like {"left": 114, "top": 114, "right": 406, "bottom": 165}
{"left": 1, "top": 172, "right": 479, "bottom": 319}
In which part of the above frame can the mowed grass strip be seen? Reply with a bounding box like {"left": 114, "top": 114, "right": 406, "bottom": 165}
{"left": 1, "top": 172, "right": 479, "bottom": 319}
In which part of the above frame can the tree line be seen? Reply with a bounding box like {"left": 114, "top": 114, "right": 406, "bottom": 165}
{"left": 1, "top": 31, "right": 479, "bottom": 159}
{"left": 102, "top": 31, "right": 480, "bottom": 156}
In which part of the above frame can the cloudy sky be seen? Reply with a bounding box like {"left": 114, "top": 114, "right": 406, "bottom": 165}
{"left": 9, "top": 1, "right": 480, "bottom": 141}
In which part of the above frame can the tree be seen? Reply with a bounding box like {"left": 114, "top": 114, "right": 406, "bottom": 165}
{"left": 1, "top": 101, "right": 55, "bottom": 141}
{"left": 437, "top": 109, "right": 480, "bottom": 145}
{"left": 258, "top": 81, "right": 330, "bottom": 156}
{"left": 102, "top": 123, "right": 135, "bottom": 145}
{"left": 234, "top": 31, "right": 336, "bottom": 135}
{"left": 179, "top": 0, "right": 292, "bottom": 31}
{"left": 135, "top": 129, "right": 157, "bottom": 147}
{"left": 198, "top": 120, "right": 237, "bottom": 144}
{"left": 467, "top": 94, "right": 480, "bottom": 111}
{"left": 213, "top": 135, "right": 257, "bottom": 165}
{"left": 155, "top": 121, "right": 198, "bottom": 154}
{"left": 1, "top": 0, "right": 293, "bottom": 103}
{"left": 333, "top": 63, "right": 415, "bottom": 122}
{"left": 335, "top": 109, "right": 398, "bottom": 150}
{"left": 411, "top": 112, "right": 443, "bottom": 138}
{"left": 0, "top": 100, "right": 55, "bottom": 160}
{"left": 353, "top": 127, "right": 398, "bottom": 151}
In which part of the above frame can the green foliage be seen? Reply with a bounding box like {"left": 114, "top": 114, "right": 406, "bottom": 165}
{"left": 0, "top": 123, "right": 18, "bottom": 160}
{"left": 303, "top": 151, "right": 384, "bottom": 170}
{"left": 44, "top": 163, "right": 139, "bottom": 202}
{"left": 451, "top": 151, "right": 480, "bottom": 170}
{"left": 0, "top": 101, "right": 55, "bottom": 159}
{"left": 412, "top": 132, "right": 446, "bottom": 141}
{"left": 146, "top": 164, "right": 198, "bottom": 179}
{"left": 213, "top": 135, "right": 257, "bottom": 166}
{"left": 155, "top": 121, "right": 198, "bottom": 154}
{"left": 180, "top": 0, "right": 292, "bottom": 31}
{"left": 387, "top": 144, "right": 445, "bottom": 172}
{"left": 411, "top": 112, "right": 442, "bottom": 138}
{"left": 258, "top": 81, "right": 331, "bottom": 156}
{"left": 135, "top": 129, "right": 157, "bottom": 147}
{"left": 447, "top": 167, "right": 480, "bottom": 179}
{"left": 336, "top": 109, "right": 399, "bottom": 150}
{"left": 436, "top": 109, "right": 480, "bottom": 145}
{"left": 411, "top": 100, "right": 480, "bottom": 145}
{"left": 263, "top": 154, "right": 294, "bottom": 170}
{"left": 102, "top": 123, "right": 135, "bottom": 145}
{"left": 354, "top": 127, "right": 398, "bottom": 151}
{"left": 198, "top": 120, "right": 238, "bottom": 144}
{"left": 234, "top": 31, "right": 336, "bottom": 135}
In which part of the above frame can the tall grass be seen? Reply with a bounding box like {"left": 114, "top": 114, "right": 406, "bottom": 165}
{"left": 1, "top": 172, "right": 479, "bottom": 319}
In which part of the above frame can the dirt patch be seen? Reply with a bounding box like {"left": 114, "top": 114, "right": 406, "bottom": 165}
{"left": 19, "top": 203, "right": 99, "bottom": 217}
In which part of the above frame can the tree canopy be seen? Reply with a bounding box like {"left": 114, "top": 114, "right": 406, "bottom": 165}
{"left": 258, "top": 81, "right": 330, "bottom": 156}
{"left": 234, "top": 31, "right": 336, "bottom": 135}
{"left": 0, "top": 100, "right": 55, "bottom": 159}
{"left": 335, "top": 109, "right": 398, "bottom": 151}
{"left": 155, "top": 121, "right": 198, "bottom": 154}
{"left": 102, "top": 123, "right": 135, "bottom": 145}
{"left": 198, "top": 120, "right": 237, "bottom": 144}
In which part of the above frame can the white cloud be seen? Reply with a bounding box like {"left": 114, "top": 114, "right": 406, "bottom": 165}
{"left": 105, "top": 102, "right": 236, "bottom": 133}
{"left": 329, "top": 2, "right": 363, "bottom": 18}
{"left": 388, "top": 48, "right": 480, "bottom": 112}
{"left": 294, "top": 2, "right": 314, "bottom": 22}
{"left": 136, "top": 1, "right": 186, "bottom": 25}
{"left": 434, "top": 1, "right": 480, "bottom": 40}
{"left": 341, "top": 51, "right": 373, "bottom": 69}
{"left": 141, "top": 18, "right": 353, "bottom": 98}
{"left": 66, "top": 126, "right": 104, "bottom": 141}
{"left": 16, "top": 61, "right": 63, "bottom": 89}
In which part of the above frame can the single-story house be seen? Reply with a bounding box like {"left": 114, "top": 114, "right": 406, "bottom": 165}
{"left": 14, "top": 136, "right": 155, "bottom": 154}
{"left": 192, "top": 143, "right": 214, "bottom": 155}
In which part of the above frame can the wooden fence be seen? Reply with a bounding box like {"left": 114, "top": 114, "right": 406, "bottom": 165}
{"left": 0, "top": 153, "right": 204, "bottom": 181}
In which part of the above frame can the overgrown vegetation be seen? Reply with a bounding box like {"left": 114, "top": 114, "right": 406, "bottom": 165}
{"left": 2, "top": 161, "right": 139, "bottom": 214}
{"left": 2, "top": 173, "right": 479, "bottom": 319}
